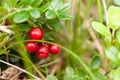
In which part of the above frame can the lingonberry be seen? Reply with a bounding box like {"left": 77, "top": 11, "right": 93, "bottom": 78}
{"left": 4, "top": 20, "right": 9, "bottom": 26}
{"left": 25, "top": 41, "right": 38, "bottom": 53}
{"left": 29, "top": 27, "right": 43, "bottom": 40}
{"left": 49, "top": 44, "right": 60, "bottom": 55}
{"left": 36, "top": 44, "right": 49, "bottom": 59}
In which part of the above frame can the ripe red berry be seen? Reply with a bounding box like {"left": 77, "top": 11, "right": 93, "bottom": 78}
{"left": 25, "top": 41, "right": 38, "bottom": 53}
{"left": 36, "top": 45, "right": 49, "bottom": 59}
{"left": 49, "top": 44, "right": 60, "bottom": 55}
{"left": 29, "top": 28, "right": 43, "bottom": 40}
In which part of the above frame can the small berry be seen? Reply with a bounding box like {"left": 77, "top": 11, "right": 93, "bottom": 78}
{"left": 4, "top": 20, "right": 9, "bottom": 26}
{"left": 49, "top": 44, "right": 60, "bottom": 55}
{"left": 36, "top": 45, "right": 49, "bottom": 59}
{"left": 29, "top": 27, "right": 43, "bottom": 40}
{"left": 25, "top": 41, "right": 38, "bottom": 53}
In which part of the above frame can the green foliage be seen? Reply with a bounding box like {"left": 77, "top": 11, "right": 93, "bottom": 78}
{"left": 29, "top": 9, "right": 40, "bottom": 19}
{"left": 90, "top": 56, "right": 102, "bottom": 69}
{"left": 92, "top": 21, "right": 111, "bottom": 36}
{"left": 45, "top": 9, "right": 57, "bottom": 19}
{"left": 47, "top": 75, "right": 58, "bottom": 80}
{"left": 92, "top": 4, "right": 120, "bottom": 80}
{"left": 13, "top": 11, "right": 30, "bottom": 23}
{"left": 108, "top": 6, "right": 120, "bottom": 29}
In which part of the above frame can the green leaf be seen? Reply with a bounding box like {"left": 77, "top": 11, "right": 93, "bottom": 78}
{"left": 92, "top": 21, "right": 111, "bottom": 36}
{"left": 47, "top": 75, "right": 58, "bottom": 80}
{"left": 59, "top": 3, "right": 71, "bottom": 11}
{"left": 92, "top": 69, "right": 106, "bottom": 80}
{"left": 2, "top": 0, "right": 18, "bottom": 11}
{"left": 29, "top": 9, "right": 40, "bottom": 18}
{"left": 50, "top": 0, "right": 63, "bottom": 11}
{"left": 47, "top": 20, "right": 63, "bottom": 31}
{"left": 114, "top": 0, "right": 120, "bottom": 6}
{"left": 108, "top": 6, "right": 120, "bottom": 29}
{"left": 17, "top": 24, "right": 31, "bottom": 31}
{"left": 0, "top": 7, "right": 8, "bottom": 16}
{"left": 39, "top": 3, "right": 49, "bottom": 13}
{"left": 66, "top": 67, "right": 75, "bottom": 77}
{"left": 21, "top": 0, "right": 35, "bottom": 5}
{"left": 45, "top": 9, "right": 56, "bottom": 19}
{"left": 13, "top": 11, "right": 30, "bottom": 23}
{"left": 115, "top": 67, "right": 120, "bottom": 80}
{"left": 32, "top": 0, "right": 43, "bottom": 7}
{"left": 75, "top": 68, "right": 87, "bottom": 80}
{"left": 104, "top": 36, "right": 111, "bottom": 47}
{"left": 90, "top": 56, "right": 102, "bottom": 69}
{"left": 105, "top": 46, "right": 119, "bottom": 65}
{"left": 58, "top": 12, "right": 74, "bottom": 20}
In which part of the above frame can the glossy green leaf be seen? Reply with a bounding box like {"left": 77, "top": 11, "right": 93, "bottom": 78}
{"left": 50, "top": 0, "right": 63, "bottom": 11}
{"left": 115, "top": 67, "right": 120, "bottom": 80}
{"left": 13, "top": 11, "right": 30, "bottom": 23}
{"left": 58, "top": 12, "right": 74, "bottom": 20}
{"left": 32, "top": 0, "right": 43, "bottom": 7}
{"left": 90, "top": 56, "right": 102, "bottom": 69}
{"left": 66, "top": 67, "right": 75, "bottom": 77}
{"left": 29, "top": 9, "right": 40, "bottom": 18}
{"left": 47, "top": 75, "right": 58, "bottom": 80}
{"left": 59, "top": 3, "right": 71, "bottom": 11}
{"left": 45, "top": 10, "right": 56, "bottom": 19}
{"left": 108, "top": 6, "right": 120, "bottom": 29}
{"left": 92, "top": 21, "right": 111, "bottom": 36}
{"left": 105, "top": 46, "right": 119, "bottom": 65}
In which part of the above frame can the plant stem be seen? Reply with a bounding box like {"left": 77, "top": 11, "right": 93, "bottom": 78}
{"left": 0, "top": 40, "right": 98, "bottom": 80}
{"left": 0, "top": 60, "right": 41, "bottom": 80}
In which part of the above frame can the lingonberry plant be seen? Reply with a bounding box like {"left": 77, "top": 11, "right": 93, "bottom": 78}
{"left": 92, "top": 6, "right": 120, "bottom": 80}
{"left": 0, "top": 0, "right": 74, "bottom": 80}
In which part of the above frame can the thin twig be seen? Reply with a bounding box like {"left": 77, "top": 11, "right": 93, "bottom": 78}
{"left": 0, "top": 60, "right": 41, "bottom": 80}
{"left": 88, "top": 26, "right": 104, "bottom": 56}
{"left": 10, "top": 71, "right": 22, "bottom": 80}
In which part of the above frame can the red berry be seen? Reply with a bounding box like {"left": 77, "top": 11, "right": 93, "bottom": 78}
{"left": 49, "top": 44, "right": 60, "bottom": 55}
{"left": 36, "top": 45, "right": 49, "bottom": 59}
{"left": 29, "top": 28, "right": 43, "bottom": 40}
{"left": 4, "top": 20, "right": 9, "bottom": 26}
{"left": 25, "top": 41, "right": 38, "bottom": 53}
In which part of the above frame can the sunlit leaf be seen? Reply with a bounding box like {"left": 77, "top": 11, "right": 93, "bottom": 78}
{"left": 13, "top": 11, "right": 30, "bottom": 23}
{"left": 45, "top": 9, "right": 56, "bottom": 19}
{"left": 108, "top": 6, "right": 120, "bottom": 29}
{"left": 92, "top": 21, "right": 111, "bottom": 36}
{"left": 105, "top": 46, "right": 120, "bottom": 65}
{"left": 59, "top": 3, "right": 71, "bottom": 11}
{"left": 29, "top": 9, "right": 40, "bottom": 18}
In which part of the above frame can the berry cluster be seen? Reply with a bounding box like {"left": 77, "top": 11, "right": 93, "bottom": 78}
{"left": 25, "top": 27, "right": 60, "bottom": 59}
